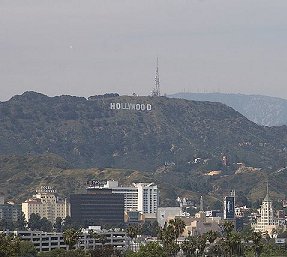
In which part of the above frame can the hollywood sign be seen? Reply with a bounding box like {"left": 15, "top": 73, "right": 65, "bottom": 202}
{"left": 110, "top": 102, "right": 152, "bottom": 111}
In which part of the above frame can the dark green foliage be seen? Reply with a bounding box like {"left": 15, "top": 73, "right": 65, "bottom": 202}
{"left": 28, "top": 213, "right": 41, "bottom": 231}
{"left": 28, "top": 213, "right": 53, "bottom": 232}
{"left": 38, "top": 249, "right": 89, "bottom": 257}
{"left": 157, "top": 218, "right": 185, "bottom": 256}
{"left": 54, "top": 217, "right": 63, "bottom": 232}
{"left": 40, "top": 217, "right": 53, "bottom": 232}
{"left": 132, "top": 242, "right": 166, "bottom": 257}
{"left": 18, "top": 240, "right": 38, "bottom": 257}
{"left": 181, "top": 235, "right": 197, "bottom": 257}
{"left": 141, "top": 221, "right": 160, "bottom": 237}
{"left": 63, "top": 228, "right": 82, "bottom": 250}
{"left": 90, "top": 245, "right": 123, "bottom": 257}
{"left": 15, "top": 211, "right": 27, "bottom": 230}
{"left": 0, "top": 234, "right": 37, "bottom": 257}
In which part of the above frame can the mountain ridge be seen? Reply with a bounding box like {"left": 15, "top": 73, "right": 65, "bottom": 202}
{"left": 0, "top": 91, "right": 286, "bottom": 171}
{"left": 169, "top": 92, "right": 287, "bottom": 126}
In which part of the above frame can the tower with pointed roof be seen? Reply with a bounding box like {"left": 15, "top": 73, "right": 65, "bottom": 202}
{"left": 252, "top": 181, "right": 278, "bottom": 235}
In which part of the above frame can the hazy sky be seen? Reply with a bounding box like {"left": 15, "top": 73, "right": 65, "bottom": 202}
{"left": 1, "top": 0, "right": 287, "bottom": 101}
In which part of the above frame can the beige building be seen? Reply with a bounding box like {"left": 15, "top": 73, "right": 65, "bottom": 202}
{"left": 252, "top": 185, "right": 279, "bottom": 236}
{"left": 181, "top": 211, "right": 222, "bottom": 237}
{"left": 22, "top": 186, "right": 70, "bottom": 224}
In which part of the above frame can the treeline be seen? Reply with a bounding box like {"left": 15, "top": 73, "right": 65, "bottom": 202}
{"left": 2, "top": 218, "right": 287, "bottom": 256}
{"left": 0, "top": 214, "right": 75, "bottom": 233}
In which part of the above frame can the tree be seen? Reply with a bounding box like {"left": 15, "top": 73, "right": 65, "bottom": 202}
{"left": 88, "top": 228, "right": 99, "bottom": 239}
{"left": 0, "top": 234, "right": 37, "bottom": 257}
{"left": 181, "top": 235, "right": 197, "bottom": 257}
{"left": 250, "top": 231, "right": 264, "bottom": 257}
{"left": 37, "top": 248, "right": 66, "bottom": 257}
{"left": 0, "top": 233, "right": 19, "bottom": 257}
{"left": 63, "top": 216, "right": 73, "bottom": 230}
{"left": 18, "top": 240, "right": 37, "bottom": 257}
{"left": 63, "top": 228, "right": 82, "bottom": 250}
{"left": 141, "top": 221, "right": 160, "bottom": 237}
{"left": 137, "top": 242, "right": 166, "bottom": 257}
{"left": 28, "top": 213, "right": 42, "bottom": 230}
{"left": 54, "top": 217, "right": 63, "bottom": 232}
{"left": 222, "top": 221, "right": 234, "bottom": 237}
{"left": 38, "top": 248, "right": 89, "bottom": 257}
{"left": 13, "top": 211, "right": 27, "bottom": 230}
{"left": 195, "top": 235, "right": 207, "bottom": 256}
{"left": 126, "top": 225, "right": 141, "bottom": 251}
{"left": 227, "top": 231, "right": 242, "bottom": 256}
{"left": 28, "top": 214, "right": 53, "bottom": 232}
{"left": 168, "top": 218, "right": 186, "bottom": 243}
{"left": 40, "top": 217, "right": 53, "bottom": 232}
{"left": 90, "top": 245, "right": 122, "bottom": 257}
{"left": 204, "top": 230, "right": 219, "bottom": 244}
{"left": 158, "top": 222, "right": 179, "bottom": 257}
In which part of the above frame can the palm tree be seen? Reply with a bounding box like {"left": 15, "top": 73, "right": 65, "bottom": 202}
{"left": 158, "top": 223, "right": 178, "bottom": 256}
{"left": 222, "top": 221, "right": 234, "bottom": 237}
{"left": 204, "top": 230, "right": 219, "bottom": 244}
{"left": 250, "top": 231, "right": 264, "bottom": 257}
{"left": 63, "top": 228, "right": 82, "bottom": 250}
{"left": 88, "top": 229, "right": 99, "bottom": 249}
{"left": 126, "top": 225, "right": 141, "bottom": 251}
{"left": 195, "top": 235, "right": 207, "bottom": 256}
{"left": 168, "top": 218, "right": 186, "bottom": 243}
{"left": 227, "top": 231, "right": 242, "bottom": 256}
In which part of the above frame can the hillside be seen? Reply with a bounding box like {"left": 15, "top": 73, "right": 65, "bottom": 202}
{"left": 170, "top": 92, "right": 287, "bottom": 126}
{"left": 0, "top": 91, "right": 287, "bottom": 171}
{"left": 1, "top": 154, "right": 287, "bottom": 208}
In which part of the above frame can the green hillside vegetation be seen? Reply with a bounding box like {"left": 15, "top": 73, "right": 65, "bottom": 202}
{"left": 1, "top": 154, "right": 287, "bottom": 207}
{"left": 0, "top": 91, "right": 287, "bottom": 172}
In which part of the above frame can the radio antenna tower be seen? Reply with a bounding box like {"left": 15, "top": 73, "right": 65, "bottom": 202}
{"left": 151, "top": 57, "right": 161, "bottom": 96}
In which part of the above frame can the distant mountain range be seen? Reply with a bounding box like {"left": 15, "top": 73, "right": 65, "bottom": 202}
{"left": 0, "top": 91, "right": 287, "bottom": 172}
{"left": 169, "top": 93, "right": 287, "bottom": 126}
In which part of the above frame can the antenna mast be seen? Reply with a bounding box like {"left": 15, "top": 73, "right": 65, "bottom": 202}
{"left": 151, "top": 57, "right": 161, "bottom": 96}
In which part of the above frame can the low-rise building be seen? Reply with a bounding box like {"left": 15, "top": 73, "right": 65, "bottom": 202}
{"left": 79, "top": 226, "right": 127, "bottom": 250}
{"left": 2, "top": 230, "right": 67, "bottom": 252}
{"left": 1, "top": 227, "right": 127, "bottom": 252}
{"left": 157, "top": 207, "right": 183, "bottom": 227}
{"left": 181, "top": 211, "right": 222, "bottom": 236}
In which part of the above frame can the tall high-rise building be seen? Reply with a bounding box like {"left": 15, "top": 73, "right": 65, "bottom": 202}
{"left": 22, "top": 186, "right": 70, "bottom": 224}
{"left": 136, "top": 183, "right": 158, "bottom": 214}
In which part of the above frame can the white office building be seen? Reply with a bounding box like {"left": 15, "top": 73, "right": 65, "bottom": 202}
{"left": 87, "top": 180, "right": 158, "bottom": 215}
